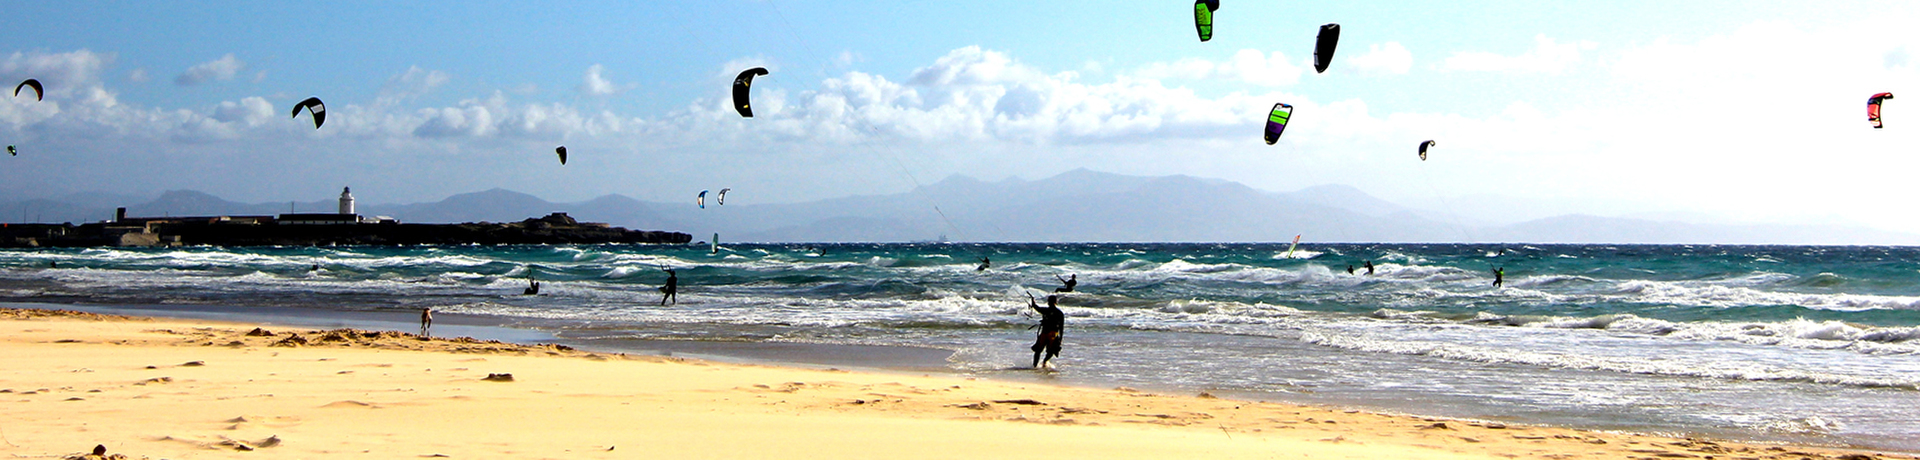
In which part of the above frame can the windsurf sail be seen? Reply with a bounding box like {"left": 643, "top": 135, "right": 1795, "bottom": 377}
{"left": 711, "top": 233, "right": 719, "bottom": 254}
{"left": 1285, "top": 234, "right": 1301, "bottom": 258}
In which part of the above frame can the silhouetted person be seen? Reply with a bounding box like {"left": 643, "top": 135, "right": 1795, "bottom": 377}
{"left": 976, "top": 256, "right": 991, "bottom": 272}
{"left": 1493, "top": 267, "right": 1505, "bottom": 287}
{"left": 659, "top": 269, "right": 679, "bottom": 306}
{"left": 48, "top": 261, "right": 56, "bottom": 269}
{"left": 1346, "top": 265, "right": 1355, "bottom": 275}
{"left": 420, "top": 308, "right": 433, "bottom": 335}
{"left": 1054, "top": 274, "right": 1077, "bottom": 293}
{"left": 1364, "top": 261, "right": 1375, "bottom": 275}
{"left": 523, "top": 279, "right": 541, "bottom": 296}
{"left": 1029, "top": 295, "right": 1066, "bottom": 369}
{"left": 309, "top": 264, "right": 320, "bottom": 272}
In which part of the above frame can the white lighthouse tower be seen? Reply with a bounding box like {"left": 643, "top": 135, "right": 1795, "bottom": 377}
{"left": 338, "top": 187, "right": 356, "bottom": 215}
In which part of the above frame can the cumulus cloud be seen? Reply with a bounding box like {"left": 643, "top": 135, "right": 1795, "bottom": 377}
{"left": 175, "top": 54, "right": 246, "bottom": 86}
{"left": 4, "top": 49, "right": 114, "bottom": 93}
{"left": 1131, "top": 49, "right": 1303, "bottom": 86}
{"left": 380, "top": 66, "right": 451, "bottom": 102}
{"left": 1346, "top": 42, "right": 1413, "bottom": 75}
{"left": 1444, "top": 35, "right": 1594, "bottom": 74}
{"left": 578, "top": 64, "right": 629, "bottom": 97}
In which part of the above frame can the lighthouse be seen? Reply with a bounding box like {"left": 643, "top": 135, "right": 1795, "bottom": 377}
{"left": 338, "top": 187, "right": 355, "bottom": 215}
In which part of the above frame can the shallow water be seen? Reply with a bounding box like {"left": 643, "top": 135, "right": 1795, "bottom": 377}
{"left": 3, "top": 243, "right": 1915, "bottom": 451}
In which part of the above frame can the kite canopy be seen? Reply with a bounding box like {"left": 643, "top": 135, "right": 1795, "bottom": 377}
{"left": 1263, "top": 103, "right": 1293, "bottom": 145}
{"left": 290, "top": 97, "right": 327, "bottom": 129}
{"left": 697, "top": 190, "right": 709, "bottom": 209}
{"left": 1313, "top": 24, "right": 1341, "bottom": 73}
{"left": 733, "top": 67, "right": 770, "bottom": 118}
{"left": 1419, "top": 140, "right": 1436, "bottom": 160}
{"left": 718, "top": 188, "right": 731, "bottom": 205}
{"left": 1193, "top": 0, "right": 1219, "bottom": 42}
{"left": 14, "top": 79, "right": 42, "bottom": 101}
{"left": 6, "top": 145, "right": 14, "bottom": 156}
{"left": 555, "top": 146, "right": 568, "bottom": 165}
{"left": 1869, "top": 92, "right": 1893, "bottom": 129}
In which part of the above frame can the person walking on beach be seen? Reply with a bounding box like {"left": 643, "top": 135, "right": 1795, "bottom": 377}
{"left": 658, "top": 269, "right": 679, "bottom": 306}
{"left": 419, "top": 308, "right": 433, "bottom": 335}
{"left": 1493, "top": 267, "right": 1505, "bottom": 287}
{"left": 1364, "top": 260, "right": 1375, "bottom": 275}
{"left": 1028, "top": 294, "right": 1066, "bottom": 369}
{"left": 1054, "top": 274, "right": 1077, "bottom": 293}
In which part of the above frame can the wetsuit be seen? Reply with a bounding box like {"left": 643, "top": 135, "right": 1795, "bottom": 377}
{"left": 1030, "top": 298, "right": 1065, "bottom": 368}
{"left": 660, "top": 271, "right": 678, "bottom": 305}
{"left": 1055, "top": 275, "right": 1077, "bottom": 293}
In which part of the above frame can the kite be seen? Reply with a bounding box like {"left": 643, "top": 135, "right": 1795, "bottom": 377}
{"left": 733, "top": 67, "right": 769, "bottom": 118}
{"left": 14, "top": 79, "right": 42, "bottom": 101}
{"left": 290, "top": 97, "right": 327, "bottom": 129}
{"left": 1870, "top": 92, "right": 1893, "bottom": 129}
{"left": 1313, "top": 24, "right": 1340, "bottom": 73}
{"left": 1194, "top": 0, "right": 1219, "bottom": 42}
{"left": 1263, "top": 103, "right": 1293, "bottom": 145}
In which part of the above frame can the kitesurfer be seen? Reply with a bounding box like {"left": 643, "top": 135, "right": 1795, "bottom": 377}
{"left": 524, "top": 278, "right": 541, "bottom": 296}
{"left": 1346, "top": 265, "right": 1355, "bottom": 275}
{"left": 1029, "top": 294, "right": 1066, "bottom": 369}
{"left": 1364, "top": 261, "right": 1375, "bottom": 275}
{"left": 658, "top": 269, "right": 679, "bottom": 305}
{"left": 1054, "top": 274, "right": 1077, "bottom": 293}
{"left": 1493, "top": 267, "right": 1505, "bottom": 287}
{"left": 976, "top": 256, "right": 991, "bottom": 272}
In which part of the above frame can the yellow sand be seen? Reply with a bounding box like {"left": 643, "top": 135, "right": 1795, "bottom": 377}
{"left": 1, "top": 308, "right": 1907, "bottom": 460}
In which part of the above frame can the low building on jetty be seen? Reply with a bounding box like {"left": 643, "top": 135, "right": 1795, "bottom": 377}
{"left": 0, "top": 187, "right": 690, "bottom": 248}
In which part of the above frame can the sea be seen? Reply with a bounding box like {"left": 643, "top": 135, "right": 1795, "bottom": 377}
{"left": 2, "top": 243, "right": 1916, "bottom": 452}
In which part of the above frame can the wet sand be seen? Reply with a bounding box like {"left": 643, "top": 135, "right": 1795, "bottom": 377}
{"left": 4, "top": 306, "right": 1910, "bottom": 460}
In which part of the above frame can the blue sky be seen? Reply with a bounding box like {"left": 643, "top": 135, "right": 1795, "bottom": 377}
{"left": 2, "top": 1, "right": 1918, "bottom": 231}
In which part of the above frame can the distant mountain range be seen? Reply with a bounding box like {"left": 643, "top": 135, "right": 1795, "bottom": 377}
{"left": 5, "top": 169, "right": 1918, "bottom": 244}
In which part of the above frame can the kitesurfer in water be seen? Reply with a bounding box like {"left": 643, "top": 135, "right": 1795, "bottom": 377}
{"left": 977, "top": 257, "right": 991, "bottom": 271}
{"left": 1346, "top": 265, "right": 1355, "bottom": 275}
{"left": 524, "top": 277, "right": 541, "bottom": 296}
{"left": 1493, "top": 267, "right": 1505, "bottom": 287}
{"left": 658, "top": 269, "right": 679, "bottom": 305}
{"left": 1364, "top": 261, "right": 1375, "bottom": 275}
{"left": 1029, "top": 294, "right": 1066, "bottom": 369}
{"left": 1054, "top": 274, "right": 1077, "bottom": 293}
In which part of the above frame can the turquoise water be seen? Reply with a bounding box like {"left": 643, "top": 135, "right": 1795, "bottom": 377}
{"left": 2, "top": 243, "right": 1916, "bottom": 451}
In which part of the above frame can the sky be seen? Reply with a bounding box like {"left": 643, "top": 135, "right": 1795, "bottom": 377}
{"left": 1, "top": 1, "right": 1917, "bottom": 232}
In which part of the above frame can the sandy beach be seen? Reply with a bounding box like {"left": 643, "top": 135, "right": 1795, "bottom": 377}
{"left": 2, "top": 307, "right": 1908, "bottom": 460}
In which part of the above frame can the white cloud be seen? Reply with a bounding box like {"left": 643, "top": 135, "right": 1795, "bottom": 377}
{"left": 1444, "top": 35, "right": 1595, "bottom": 74}
{"left": 1131, "top": 49, "right": 1303, "bottom": 86}
{"left": 1346, "top": 42, "right": 1412, "bottom": 75}
{"left": 380, "top": 66, "right": 450, "bottom": 103}
{"left": 175, "top": 54, "right": 246, "bottom": 86}
{"left": 578, "top": 64, "right": 629, "bottom": 97}
{"left": 128, "top": 68, "right": 149, "bottom": 83}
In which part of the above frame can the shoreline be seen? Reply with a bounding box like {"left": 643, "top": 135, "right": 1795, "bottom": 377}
{"left": 4, "top": 305, "right": 1914, "bottom": 460}
{"left": 7, "top": 301, "right": 960, "bottom": 374}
